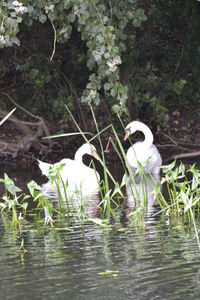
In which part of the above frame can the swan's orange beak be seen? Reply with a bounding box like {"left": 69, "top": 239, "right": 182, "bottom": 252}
{"left": 92, "top": 151, "right": 99, "bottom": 161}
{"left": 124, "top": 130, "right": 131, "bottom": 141}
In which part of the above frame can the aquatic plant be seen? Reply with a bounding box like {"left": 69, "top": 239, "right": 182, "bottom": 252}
{"left": 1, "top": 106, "right": 200, "bottom": 255}
{"left": 156, "top": 161, "right": 200, "bottom": 249}
{"left": 27, "top": 179, "right": 55, "bottom": 226}
{"left": 0, "top": 173, "right": 29, "bottom": 226}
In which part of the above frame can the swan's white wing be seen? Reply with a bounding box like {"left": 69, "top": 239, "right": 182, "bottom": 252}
{"left": 147, "top": 145, "right": 162, "bottom": 173}
{"left": 38, "top": 158, "right": 73, "bottom": 177}
{"left": 38, "top": 160, "right": 52, "bottom": 177}
{"left": 126, "top": 142, "right": 147, "bottom": 167}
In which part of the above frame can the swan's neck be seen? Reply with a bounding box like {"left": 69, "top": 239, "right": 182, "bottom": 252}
{"left": 135, "top": 122, "right": 153, "bottom": 149}
{"left": 74, "top": 148, "right": 85, "bottom": 164}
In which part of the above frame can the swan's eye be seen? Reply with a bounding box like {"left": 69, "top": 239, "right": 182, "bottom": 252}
{"left": 126, "top": 127, "right": 131, "bottom": 133}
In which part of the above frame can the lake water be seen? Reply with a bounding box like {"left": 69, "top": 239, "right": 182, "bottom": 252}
{"left": 0, "top": 162, "right": 200, "bottom": 299}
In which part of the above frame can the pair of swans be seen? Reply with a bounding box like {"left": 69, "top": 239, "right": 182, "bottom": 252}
{"left": 38, "top": 121, "right": 162, "bottom": 197}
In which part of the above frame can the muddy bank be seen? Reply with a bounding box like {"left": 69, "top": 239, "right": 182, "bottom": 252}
{"left": 0, "top": 108, "right": 199, "bottom": 167}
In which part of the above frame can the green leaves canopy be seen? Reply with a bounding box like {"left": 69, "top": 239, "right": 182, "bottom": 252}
{"left": 0, "top": 0, "right": 144, "bottom": 114}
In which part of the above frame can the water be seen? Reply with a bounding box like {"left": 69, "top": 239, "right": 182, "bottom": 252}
{"left": 0, "top": 163, "right": 200, "bottom": 299}
{"left": 1, "top": 218, "right": 200, "bottom": 300}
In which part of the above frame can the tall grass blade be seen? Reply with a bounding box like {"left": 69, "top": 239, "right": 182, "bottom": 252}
{"left": 0, "top": 108, "right": 16, "bottom": 126}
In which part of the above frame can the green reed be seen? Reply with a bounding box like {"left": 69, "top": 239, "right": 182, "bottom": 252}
{"left": 158, "top": 161, "right": 200, "bottom": 249}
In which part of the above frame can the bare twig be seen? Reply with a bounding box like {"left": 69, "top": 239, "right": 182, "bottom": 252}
{"left": 91, "top": 0, "right": 104, "bottom": 29}
{"left": 109, "top": 0, "right": 113, "bottom": 20}
{"left": 175, "top": 43, "right": 185, "bottom": 73}
{"left": 104, "top": 136, "right": 111, "bottom": 153}
{"left": 160, "top": 132, "right": 178, "bottom": 145}
{"left": 173, "top": 151, "right": 200, "bottom": 160}
{"left": 59, "top": 71, "right": 87, "bottom": 130}
{"left": 49, "top": 17, "right": 56, "bottom": 61}
{"left": 0, "top": 93, "right": 53, "bottom": 156}
{"left": 2, "top": 92, "right": 39, "bottom": 119}
{"left": 158, "top": 143, "right": 192, "bottom": 152}
{"left": 2, "top": 92, "right": 51, "bottom": 140}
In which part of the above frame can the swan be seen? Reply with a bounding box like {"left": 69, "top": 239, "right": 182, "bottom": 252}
{"left": 124, "top": 121, "right": 162, "bottom": 175}
{"left": 38, "top": 143, "right": 100, "bottom": 196}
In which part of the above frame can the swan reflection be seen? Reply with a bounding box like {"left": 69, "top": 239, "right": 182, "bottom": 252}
{"left": 126, "top": 173, "right": 161, "bottom": 214}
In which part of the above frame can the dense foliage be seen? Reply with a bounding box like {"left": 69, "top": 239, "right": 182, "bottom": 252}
{"left": 0, "top": 1, "right": 200, "bottom": 125}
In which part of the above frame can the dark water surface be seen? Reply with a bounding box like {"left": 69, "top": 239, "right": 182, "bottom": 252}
{"left": 0, "top": 162, "right": 200, "bottom": 300}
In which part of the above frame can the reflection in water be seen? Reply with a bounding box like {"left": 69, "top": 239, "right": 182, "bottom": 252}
{"left": 0, "top": 216, "right": 200, "bottom": 300}
{"left": 41, "top": 173, "right": 100, "bottom": 199}
{"left": 1, "top": 164, "right": 200, "bottom": 299}
{"left": 126, "top": 173, "right": 161, "bottom": 214}
{"left": 41, "top": 180, "right": 100, "bottom": 218}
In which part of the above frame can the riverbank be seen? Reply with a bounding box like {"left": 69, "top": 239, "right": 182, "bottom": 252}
{"left": 0, "top": 107, "right": 199, "bottom": 167}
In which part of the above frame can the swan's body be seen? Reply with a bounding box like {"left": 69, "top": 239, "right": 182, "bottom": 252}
{"left": 38, "top": 143, "right": 100, "bottom": 196}
{"left": 124, "top": 121, "right": 162, "bottom": 175}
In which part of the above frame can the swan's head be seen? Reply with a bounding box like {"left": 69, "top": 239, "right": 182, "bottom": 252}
{"left": 124, "top": 121, "right": 141, "bottom": 141}
{"left": 83, "top": 143, "right": 99, "bottom": 160}
{"left": 74, "top": 143, "right": 99, "bottom": 162}
{"left": 124, "top": 121, "right": 152, "bottom": 141}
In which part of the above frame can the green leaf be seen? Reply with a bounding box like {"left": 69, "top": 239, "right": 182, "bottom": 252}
{"left": 104, "top": 82, "right": 111, "bottom": 91}
{"left": 132, "top": 19, "right": 141, "bottom": 27}
{"left": 39, "top": 15, "right": 47, "bottom": 23}
{"left": 27, "top": 180, "right": 41, "bottom": 197}
{"left": 112, "top": 104, "right": 120, "bottom": 114}
{"left": 3, "top": 173, "right": 22, "bottom": 195}
{"left": 20, "top": 202, "right": 28, "bottom": 211}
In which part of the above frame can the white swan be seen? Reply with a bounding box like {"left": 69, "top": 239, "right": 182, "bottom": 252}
{"left": 124, "top": 121, "right": 162, "bottom": 175}
{"left": 38, "top": 143, "right": 100, "bottom": 196}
